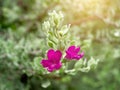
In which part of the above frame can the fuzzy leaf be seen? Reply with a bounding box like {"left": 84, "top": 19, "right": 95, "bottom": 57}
{"left": 75, "top": 58, "right": 99, "bottom": 72}
{"left": 41, "top": 80, "right": 51, "bottom": 88}
{"left": 88, "top": 57, "right": 99, "bottom": 69}
{"left": 74, "top": 59, "right": 83, "bottom": 69}
{"left": 58, "top": 25, "right": 70, "bottom": 36}
{"left": 47, "top": 41, "right": 54, "bottom": 48}
{"left": 32, "top": 57, "right": 45, "bottom": 74}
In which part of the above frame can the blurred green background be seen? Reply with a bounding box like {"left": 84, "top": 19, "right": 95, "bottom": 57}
{"left": 0, "top": 0, "right": 120, "bottom": 90}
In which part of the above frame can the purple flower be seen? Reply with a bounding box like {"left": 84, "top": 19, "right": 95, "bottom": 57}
{"left": 41, "top": 49, "right": 62, "bottom": 72}
{"left": 65, "top": 45, "right": 84, "bottom": 60}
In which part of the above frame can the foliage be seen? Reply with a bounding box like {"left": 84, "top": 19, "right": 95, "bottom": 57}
{"left": 0, "top": 0, "right": 120, "bottom": 90}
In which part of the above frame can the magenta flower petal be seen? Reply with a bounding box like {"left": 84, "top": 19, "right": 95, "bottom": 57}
{"left": 47, "top": 62, "right": 62, "bottom": 72}
{"left": 41, "top": 49, "right": 62, "bottom": 72}
{"left": 65, "top": 51, "right": 72, "bottom": 59}
{"left": 78, "top": 52, "right": 84, "bottom": 58}
{"left": 54, "top": 50, "right": 62, "bottom": 62}
{"left": 41, "top": 59, "right": 51, "bottom": 67}
{"left": 68, "top": 45, "right": 75, "bottom": 52}
{"left": 47, "top": 49, "right": 55, "bottom": 60}
{"left": 65, "top": 45, "right": 84, "bottom": 60}
{"left": 75, "top": 47, "right": 80, "bottom": 53}
{"left": 54, "top": 62, "right": 62, "bottom": 70}
{"left": 47, "top": 67, "right": 54, "bottom": 72}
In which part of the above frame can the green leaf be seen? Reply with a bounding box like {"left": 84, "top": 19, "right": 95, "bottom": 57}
{"left": 61, "top": 76, "right": 71, "bottom": 83}
{"left": 74, "top": 59, "right": 83, "bottom": 69}
{"left": 47, "top": 41, "right": 54, "bottom": 48}
{"left": 81, "top": 40, "right": 91, "bottom": 49}
{"left": 58, "top": 25, "right": 70, "bottom": 36}
{"left": 88, "top": 57, "right": 99, "bottom": 69}
{"left": 75, "top": 58, "right": 99, "bottom": 72}
{"left": 41, "top": 80, "right": 51, "bottom": 88}
{"left": 47, "top": 35, "right": 58, "bottom": 44}
{"left": 32, "top": 57, "right": 45, "bottom": 74}
{"left": 79, "top": 66, "right": 91, "bottom": 72}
